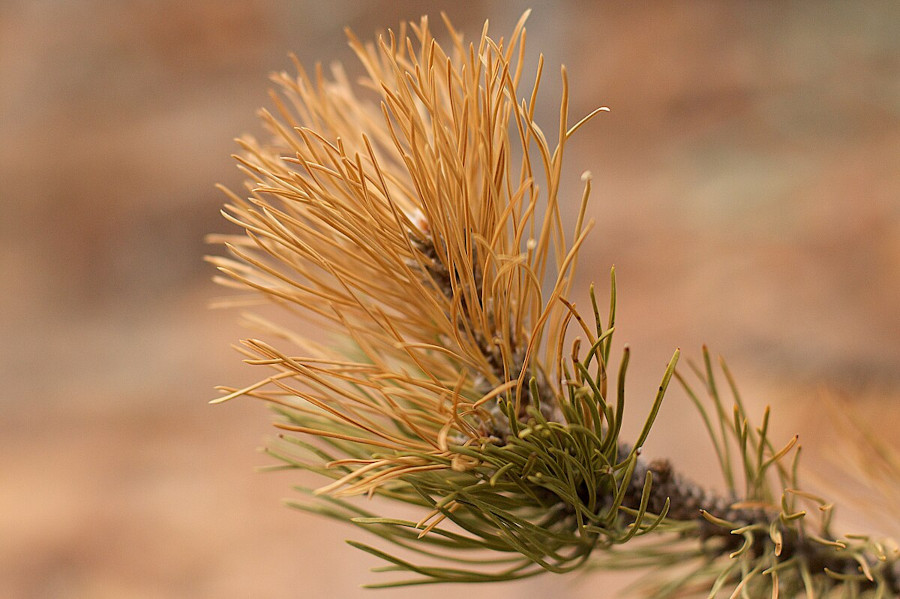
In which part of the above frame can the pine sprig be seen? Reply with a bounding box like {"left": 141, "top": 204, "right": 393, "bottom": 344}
{"left": 209, "top": 12, "right": 900, "bottom": 597}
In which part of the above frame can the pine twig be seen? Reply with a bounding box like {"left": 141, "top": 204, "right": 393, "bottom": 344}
{"left": 208, "top": 12, "right": 900, "bottom": 597}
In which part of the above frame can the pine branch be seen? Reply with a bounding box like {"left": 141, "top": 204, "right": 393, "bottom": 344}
{"left": 208, "top": 12, "right": 900, "bottom": 597}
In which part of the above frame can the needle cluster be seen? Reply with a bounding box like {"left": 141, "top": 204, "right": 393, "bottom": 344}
{"left": 209, "top": 13, "right": 899, "bottom": 597}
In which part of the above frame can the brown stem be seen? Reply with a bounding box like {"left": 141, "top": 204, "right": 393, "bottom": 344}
{"left": 622, "top": 454, "right": 900, "bottom": 594}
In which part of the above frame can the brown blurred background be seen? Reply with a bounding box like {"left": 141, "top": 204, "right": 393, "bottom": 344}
{"left": 2, "top": 1, "right": 898, "bottom": 597}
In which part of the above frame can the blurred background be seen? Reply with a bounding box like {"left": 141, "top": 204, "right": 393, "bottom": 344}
{"left": 2, "top": 1, "right": 898, "bottom": 597}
